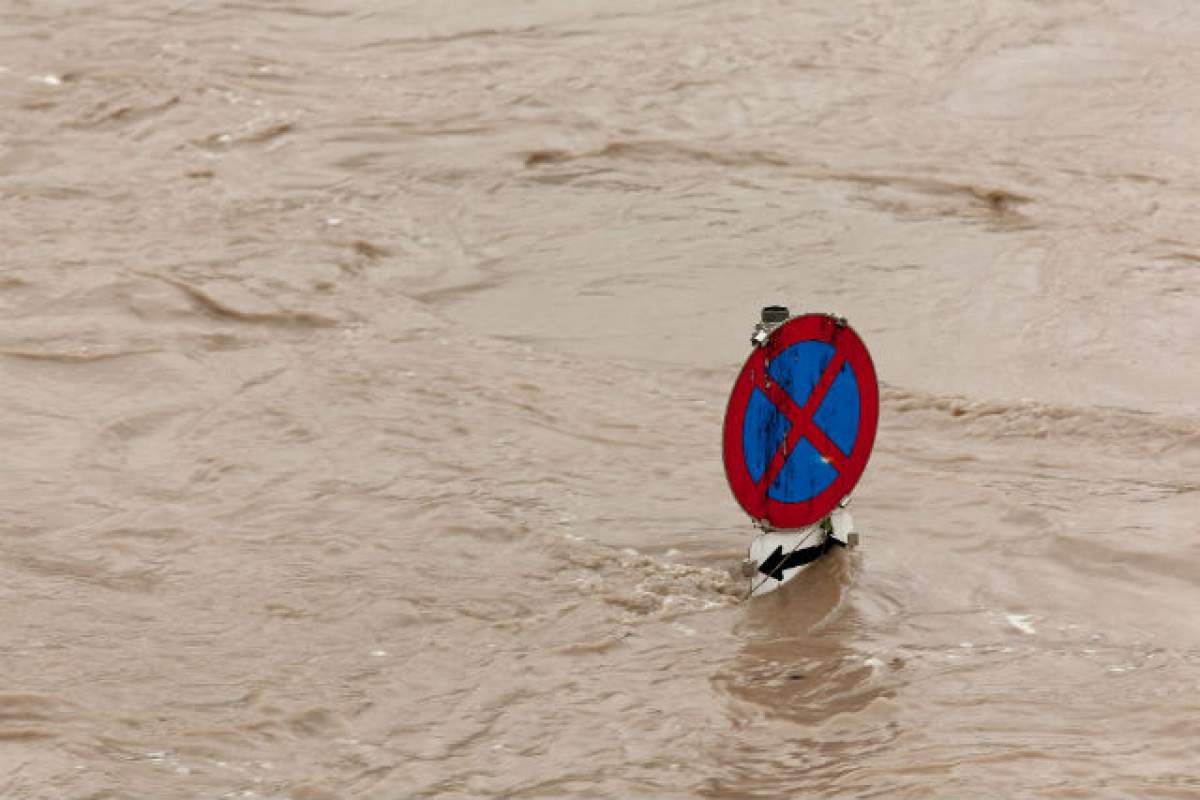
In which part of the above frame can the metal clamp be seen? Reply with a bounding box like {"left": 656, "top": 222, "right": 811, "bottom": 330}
{"left": 751, "top": 305, "right": 791, "bottom": 347}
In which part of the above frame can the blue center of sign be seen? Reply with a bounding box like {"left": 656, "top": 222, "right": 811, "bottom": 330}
{"left": 741, "top": 341, "right": 861, "bottom": 503}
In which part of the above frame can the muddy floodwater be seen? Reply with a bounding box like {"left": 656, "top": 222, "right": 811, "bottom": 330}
{"left": 2, "top": 1, "right": 1199, "bottom": 797}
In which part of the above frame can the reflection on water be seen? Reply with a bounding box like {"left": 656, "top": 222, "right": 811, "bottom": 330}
{"left": 707, "top": 550, "right": 901, "bottom": 797}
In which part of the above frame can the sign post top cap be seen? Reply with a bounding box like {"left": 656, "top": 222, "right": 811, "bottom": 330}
{"left": 760, "top": 305, "right": 790, "bottom": 324}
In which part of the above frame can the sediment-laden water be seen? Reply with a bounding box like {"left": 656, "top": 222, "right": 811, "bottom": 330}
{"left": 2, "top": 1, "right": 1198, "bottom": 797}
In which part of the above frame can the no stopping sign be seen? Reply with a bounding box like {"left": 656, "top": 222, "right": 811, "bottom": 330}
{"left": 722, "top": 314, "right": 879, "bottom": 528}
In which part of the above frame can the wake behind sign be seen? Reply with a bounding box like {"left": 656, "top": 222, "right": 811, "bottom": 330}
{"left": 723, "top": 313, "right": 878, "bottom": 530}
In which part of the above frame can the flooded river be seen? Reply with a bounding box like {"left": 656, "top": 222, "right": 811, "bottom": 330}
{"left": 2, "top": 1, "right": 1199, "bottom": 797}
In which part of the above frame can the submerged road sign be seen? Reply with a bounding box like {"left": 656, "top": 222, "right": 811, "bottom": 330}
{"left": 723, "top": 313, "right": 879, "bottom": 529}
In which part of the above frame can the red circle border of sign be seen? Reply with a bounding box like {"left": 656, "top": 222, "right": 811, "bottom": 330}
{"left": 722, "top": 314, "right": 879, "bottom": 528}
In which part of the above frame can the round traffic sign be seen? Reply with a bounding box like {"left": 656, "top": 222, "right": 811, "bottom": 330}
{"left": 722, "top": 314, "right": 878, "bottom": 528}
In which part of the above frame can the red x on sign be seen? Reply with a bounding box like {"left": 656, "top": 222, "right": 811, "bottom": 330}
{"left": 723, "top": 314, "right": 879, "bottom": 528}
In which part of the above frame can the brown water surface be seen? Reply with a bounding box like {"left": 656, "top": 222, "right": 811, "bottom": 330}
{"left": 2, "top": 1, "right": 1199, "bottom": 797}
